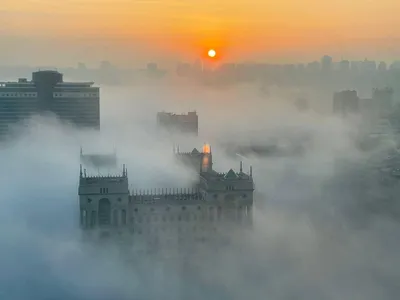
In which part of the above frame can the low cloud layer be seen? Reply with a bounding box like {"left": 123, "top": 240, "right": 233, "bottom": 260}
{"left": 0, "top": 84, "right": 399, "bottom": 300}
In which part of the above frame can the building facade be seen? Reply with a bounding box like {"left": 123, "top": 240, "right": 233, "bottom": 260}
{"left": 78, "top": 145, "right": 255, "bottom": 252}
{"left": 333, "top": 90, "right": 359, "bottom": 117}
{"left": 157, "top": 111, "right": 198, "bottom": 136}
{"left": 0, "top": 70, "right": 100, "bottom": 136}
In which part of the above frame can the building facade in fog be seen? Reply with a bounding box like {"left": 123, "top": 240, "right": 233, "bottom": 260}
{"left": 78, "top": 144, "right": 255, "bottom": 252}
{"left": 333, "top": 90, "right": 359, "bottom": 116}
{"left": 372, "top": 87, "right": 393, "bottom": 117}
{"left": 0, "top": 70, "right": 100, "bottom": 136}
{"left": 157, "top": 111, "right": 198, "bottom": 136}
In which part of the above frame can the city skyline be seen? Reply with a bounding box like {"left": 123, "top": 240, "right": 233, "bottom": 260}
{"left": 1, "top": 0, "right": 399, "bottom": 66}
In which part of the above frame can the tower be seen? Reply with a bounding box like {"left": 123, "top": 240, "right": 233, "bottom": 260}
{"left": 78, "top": 165, "right": 130, "bottom": 231}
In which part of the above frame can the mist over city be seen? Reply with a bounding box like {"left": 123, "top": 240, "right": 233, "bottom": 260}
{"left": 1, "top": 1, "right": 400, "bottom": 300}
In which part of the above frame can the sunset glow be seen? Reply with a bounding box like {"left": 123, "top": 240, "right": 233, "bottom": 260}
{"left": 1, "top": 0, "right": 400, "bottom": 65}
{"left": 208, "top": 49, "right": 216, "bottom": 58}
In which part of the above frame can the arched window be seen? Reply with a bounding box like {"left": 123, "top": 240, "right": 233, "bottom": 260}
{"left": 98, "top": 198, "right": 111, "bottom": 226}
{"left": 121, "top": 209, "right": 127, "bottom": 225}
{"left": 81, "top": 210, "right": 87, "bottom": 228}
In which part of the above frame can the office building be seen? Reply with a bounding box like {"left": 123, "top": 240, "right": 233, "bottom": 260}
{"left": 157, "top": 111, "right": 198, "bottom": 136}
{"left": 0, "top": 70, "right": 100, "bottom": 136}
{"left": 333, "top": 90, "right": 359, "bottom": 116}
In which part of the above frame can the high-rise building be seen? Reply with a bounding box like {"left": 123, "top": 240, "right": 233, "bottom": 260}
{"left": 339, "top": 60, "right": 350, "bottom": 72}
{"left": 378, "top": 61, "right": 387, "bottom": 72}
{"left": 157, "top": 111, "right": 198, "bottom": 136}
{"left": 333, "top": 90, "right": 359, "bottom": 116}
{"left": 321, "top": 55, "right": 333, "bottom": 73}
{"left": 373, "top": 87, "right": 393, "bottom": 117}
{"left": 0, "top": 70, "right": 100, "bottom": 136}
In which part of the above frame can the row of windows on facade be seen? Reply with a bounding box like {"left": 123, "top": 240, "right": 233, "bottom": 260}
{"left": 53, "top": 93, "right": 98, "bottom": 98}
{"left": 86, "top": 200, "right": 249, "bottom": 213}
{"left": 81, "top": 206, "right": 252, "bottom": 228}
{"left": 90, "top": 193, "right": 246, "bottom": 204}
{"left": 0, "top": 93, "right": 37, "bottom": 98}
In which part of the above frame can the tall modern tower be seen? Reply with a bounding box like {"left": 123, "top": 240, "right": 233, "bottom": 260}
{"left": 0, "top": 70, "right": 100, "bottom": 137}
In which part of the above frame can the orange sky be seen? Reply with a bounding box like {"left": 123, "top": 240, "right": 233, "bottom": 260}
{"left": 0, "top": 0, "right": 399, "bottom": 65}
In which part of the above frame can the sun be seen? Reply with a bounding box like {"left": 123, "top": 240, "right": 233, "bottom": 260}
{"left": 208, "top": 49, "right": 216, "bottom": 58}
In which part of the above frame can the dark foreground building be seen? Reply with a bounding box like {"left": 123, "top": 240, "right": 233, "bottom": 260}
{"left": 0, "top": 70, "right": 100, "bottom": 136}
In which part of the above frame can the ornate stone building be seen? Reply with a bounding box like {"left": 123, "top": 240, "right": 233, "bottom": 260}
{"left": 78, "top": 144, "right": 255, "bottom": 250}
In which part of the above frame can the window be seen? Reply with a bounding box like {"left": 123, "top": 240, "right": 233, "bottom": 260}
{"left": 87, "top": 198, "right": 92, "bottom": 204}
{"left": 121, "top": 209, "right": 127, "bottom": 225}
{"left": 91, "top": 211, "right": 96, "bottom": 227}
{"left": 100, "top": 188, "right": 109, "bottom": 194}
{"left": 81, "top": 210, "right": 87, "bottom": 227}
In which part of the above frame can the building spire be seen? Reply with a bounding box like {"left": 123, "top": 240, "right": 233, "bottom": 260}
{"left": 80, "top": 164, "right": 83, "bottom": 178}
{"left": 80, "top": 147, "right": 83, "bottom": 156}
{"left": 250, "top": 166, "right": 253, "bottom": 177}
{"left": 240, "top": 161, "right": 243, "bottom": 173}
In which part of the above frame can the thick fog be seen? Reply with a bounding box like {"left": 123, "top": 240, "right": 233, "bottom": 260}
{"left": 1, "top": 83, "right": 400, "bottom": 300}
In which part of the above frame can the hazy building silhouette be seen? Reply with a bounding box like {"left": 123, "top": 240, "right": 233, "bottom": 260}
{"left": 321, "top": 55, "right": 333, "bottom": 73}
{"left": 333, "top": 90, "right": 359, "bottom": 116}
{"left": 378, "top": 61, "right": 387, "bottom": 72}
{"left": 157, "top": 111, "right": 199, "bottom": 136}
{"left": 373, "top": 87, "right": 393, "bottom": 116}
{"left": 339, "top": 60, "right": 350, "bottom": 72}
{"left": 0, "top": 70, "right": 100, "bottom": 136}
